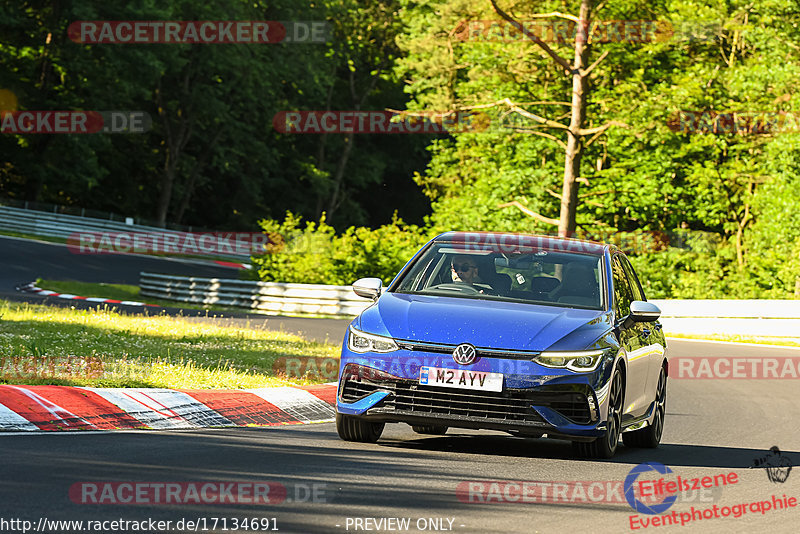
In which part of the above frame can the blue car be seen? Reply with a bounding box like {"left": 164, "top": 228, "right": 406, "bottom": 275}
{"left": 335, "top": 232, "right": 667, "bottom": 458}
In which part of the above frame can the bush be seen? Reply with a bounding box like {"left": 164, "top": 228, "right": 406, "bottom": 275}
{"left": 629, "top": 230, "right": 799, "bottom": 299}
{"left": 252, "top": 218, "right": 799, "bottom": 299}
{"left": 251, "top": 212, "right": 431, "bottom": 286}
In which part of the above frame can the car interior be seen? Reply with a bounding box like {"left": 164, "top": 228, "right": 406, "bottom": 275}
{"left": 404, "top": 247, "right": 603, "bottom": 309}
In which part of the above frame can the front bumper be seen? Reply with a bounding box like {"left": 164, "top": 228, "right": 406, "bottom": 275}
{"left": 336, "top": 360, "right": 611, "bottom": 440}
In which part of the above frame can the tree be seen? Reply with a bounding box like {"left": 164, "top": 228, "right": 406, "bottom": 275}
{"left": 1, "top": 0, "right": 431, "bottom": 231}
{"left": 489, "top": 0, "right": 626, "bottom": 237}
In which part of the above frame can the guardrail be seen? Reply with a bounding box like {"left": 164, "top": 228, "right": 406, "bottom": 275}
{"left": 651, "top": 299, "right": 800, "bottom": 339}
{"left": 0, "top": 197, "right": 204, "bottom": 230}
{"left": 0, "top": 205, "right": 250, "bottom": 261}
{"left": 140, "top": 272, "right": 371, "bottom": 316}
{"left": 140, "top": 273, "right": 800, "bottom": 339}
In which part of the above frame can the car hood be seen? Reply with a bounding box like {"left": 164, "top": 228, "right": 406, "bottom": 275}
{"left": 357, "top": 292, "right": 612, "bottom": 351}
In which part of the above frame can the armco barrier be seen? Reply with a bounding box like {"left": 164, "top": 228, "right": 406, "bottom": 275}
{"left": 139, "top": 273, "right": 800, "bottom": 338}
{"left": 651, "top": 299, "right": 800, "bottom": 339}
{"left": 139, "top": 272, "right": 372, "bottom": 316}
{"left": 0, "top": 205, "right": 249, "bottom": 261}
{"left": 0, "top": 204, "right": 182, "bottom": 240}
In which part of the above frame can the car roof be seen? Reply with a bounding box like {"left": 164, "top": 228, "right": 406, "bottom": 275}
{"left": 433, "top": 231, "right": 612, "bottom": 256}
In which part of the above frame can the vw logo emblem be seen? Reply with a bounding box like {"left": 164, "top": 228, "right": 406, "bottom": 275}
{"left": 453, "top": 343, "right": 477, "bottom": 365}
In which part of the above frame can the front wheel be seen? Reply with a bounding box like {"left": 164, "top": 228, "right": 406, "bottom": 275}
{"left": 336, "top": 413, "right": 384, "bottom": 443}
{"left": 623, "top": 366, "right": 666, "bottom": 448}
{"left": 573, "top": 367, "right": 623, "bottom": 459}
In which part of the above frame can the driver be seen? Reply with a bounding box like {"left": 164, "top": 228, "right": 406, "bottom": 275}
{"left": 451, "top": 255, "right": 482, "bottom": 285}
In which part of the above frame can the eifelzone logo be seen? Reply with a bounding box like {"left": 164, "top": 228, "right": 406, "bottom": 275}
{"left": 453, "top": 344, "right": 477, "bottom": 366}
{"left": 625, "top": 463, "right": 677, "bottom": 515}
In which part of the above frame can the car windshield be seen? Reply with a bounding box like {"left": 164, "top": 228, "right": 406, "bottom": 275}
{"left": 393, "top": 242, "right": 604, "bottom": 310}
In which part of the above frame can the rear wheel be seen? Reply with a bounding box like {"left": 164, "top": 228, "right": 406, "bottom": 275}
{"left": 623, "top": 366, "right": 666, "bottom": 448}
{"left": 411, "top": 425, "right": 448, "bottom": 435}
{"left": 336, "top": 413, "right": 384, "bottom": 443}
{"left": 573, "top": 367, "right": 623, "bottom": 459}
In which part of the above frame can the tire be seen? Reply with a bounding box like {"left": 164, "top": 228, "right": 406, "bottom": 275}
{"left": 411, "top": 425, "right": 448, "bottom": 435}
{"left": 336, "top": 413, "right": 384, "bottom": 443}
{"left": 573, "top": 367, "right": 624, "bottom": 459}
{"left": 623, "top": 366, "right": 666, "bottom": 449}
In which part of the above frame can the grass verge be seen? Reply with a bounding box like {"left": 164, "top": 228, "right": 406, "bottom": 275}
{"left": 38, "top": 279, "right": 142, "bottom": 302}
{"left": 37, "top": 279, "right": 249, "bottom": 313}
{"left": 0, "top": 299, "right": 339, "bottom": 388}
{"left": 0, "top": 230, "right": 67, "bottom": 245}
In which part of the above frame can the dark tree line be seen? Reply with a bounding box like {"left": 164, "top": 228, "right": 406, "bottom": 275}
{"left": 0, "top": 0, "right": 431, "bottom": 230}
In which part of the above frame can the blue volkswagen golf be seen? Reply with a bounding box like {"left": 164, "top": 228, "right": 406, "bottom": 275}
{"left": 335, "top": 232, "right": 667, "bottom": 458}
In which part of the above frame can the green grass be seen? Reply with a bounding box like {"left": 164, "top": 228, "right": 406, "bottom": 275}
{"left": 39, "top": 279, "right": 142, "bottom": 302}
{"left": 0, "top": 299, "right": 339, "bottom": 388}
{"left": 665, "top": 332, "right": 800, "bottom": 347}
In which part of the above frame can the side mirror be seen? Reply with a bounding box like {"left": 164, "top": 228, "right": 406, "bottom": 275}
{"left": 619, "top": 301, "right": 661, "bottom": 330}
{"left": 630, "top": 300, "right": 661, "bottom": 322}
{"left": 352, "top": 277, "right": 382, "bottom": 300}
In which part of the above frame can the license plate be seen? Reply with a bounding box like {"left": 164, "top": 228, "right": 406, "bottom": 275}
{"left": 419, "top": 366, "right": 503, "bottom": 392}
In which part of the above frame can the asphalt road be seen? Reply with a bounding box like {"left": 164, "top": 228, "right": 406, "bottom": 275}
{"left": 1, "top": 234, "right": 350, "bottom": 343}
{"left": 2, "top": 235, "right": 798, "bottom": 532}
{"left": 0, "top": 234, "right": 243, "bottom": 291}
{"left": 1, "top": 340, "right": 798, "bottom": 534}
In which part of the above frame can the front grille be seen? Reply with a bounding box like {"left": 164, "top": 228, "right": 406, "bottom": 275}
{"left": 391, "top": 382, "right": 542, "bottom": 423}
{"left": 393, "top": 340, "right": 541, "bottom": 360}
{"left": 340, "top": 378, "right": 592, "bottom": 425}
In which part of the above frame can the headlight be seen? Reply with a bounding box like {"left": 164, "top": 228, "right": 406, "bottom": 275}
{"left": 348, "top": 326, "right": 398, "bottom": 353}
{"left": 533, "top": 349, "right": 606, "bottom": 372}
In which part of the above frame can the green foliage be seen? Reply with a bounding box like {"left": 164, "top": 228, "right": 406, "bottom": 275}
{"left": 392, "top": 0, "right": 800, "bottom": 298}
{"left": 3, "top": 0, "right": 800, "bottom": 298}
{"left": 252, "top": 212, "right": 431, "bottom": 285}
{"left": 0, "top": 0, "right": 430, "bottom": 230}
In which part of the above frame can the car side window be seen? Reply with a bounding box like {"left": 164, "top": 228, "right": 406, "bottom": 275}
{"left": 611, "top": 255, "right": 633, "bottom": 317}
{"left": 619, "top": 255, "right": 646, "bottom": 301}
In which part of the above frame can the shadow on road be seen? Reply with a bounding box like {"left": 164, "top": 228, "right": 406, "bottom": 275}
{"left": 376, "top": 431, "right": 799, "bottom": 469}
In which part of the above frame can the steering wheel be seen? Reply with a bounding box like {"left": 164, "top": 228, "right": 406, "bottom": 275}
{"left": 428, "top": 283, "right": 482, "bottom": 294}
{"left": 429, "top": 283, "right": 500, "bottom": 296}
